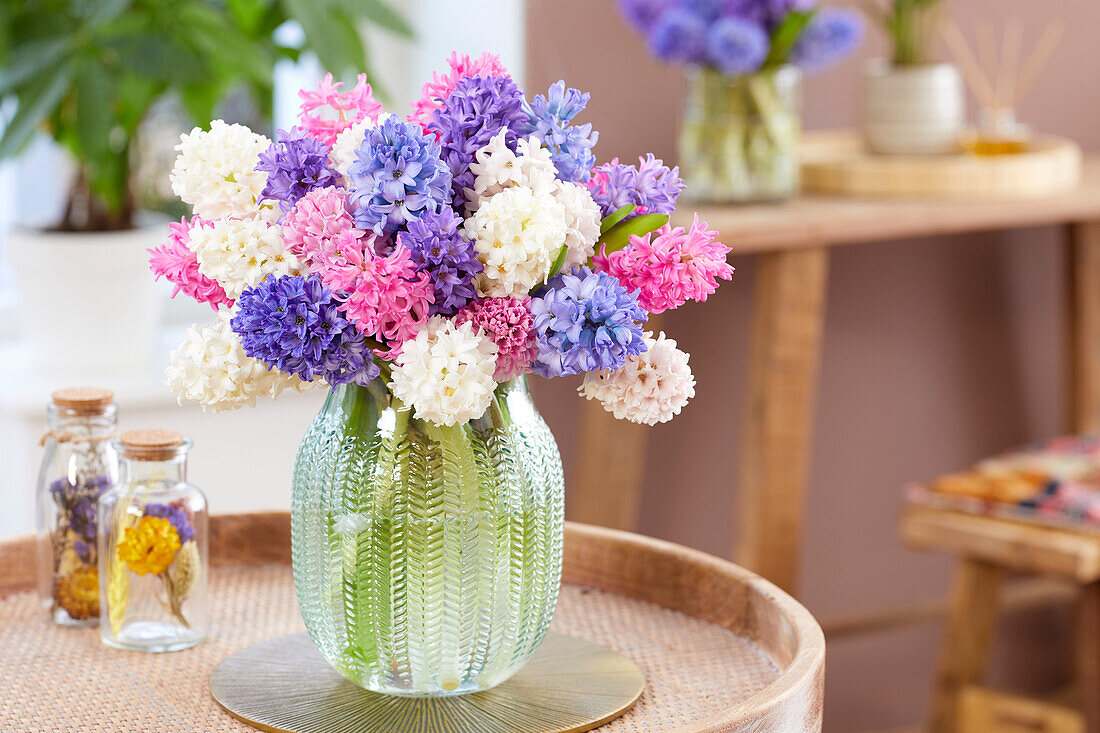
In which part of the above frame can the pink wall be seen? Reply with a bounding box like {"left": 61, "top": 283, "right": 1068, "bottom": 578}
{"left": 527, "top": 1, "right": 1100, "bottom": 730}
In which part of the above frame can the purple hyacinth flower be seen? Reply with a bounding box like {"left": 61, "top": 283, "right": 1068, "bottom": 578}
{"left": 518, "top": 81, "right": 599, "bottom": 183}
{"left": 706, "top": 16, "right": 769, "bottom": 74}
{"left": 348, "top": 116, "right": 452, "bottom": 236}
{"left": 617, "top": 0, "right": 667, "bottom": 32}
{"left": 792, "top": 8, "right": 864, "bottom": 73}
{"left": 400, "top": 207, "right": 482, "bottom": 316}
{"left": 427, "top": 74, "right": 528, "bottom": 208}
{"left": 231, "top": 274, "right": 381, "bottom": 387}
{"left": 145, "top": 503, "right": 195, "bottom": 544}
{"left": 530, "top": 267, "right": 648, "bottom": 378}
{"left": 257, "top": 127, "right": 341, "bottom": 216}
{"left": 647, "top": 8, "right": 708, "bottom": 64}
{"left": 588, "top": 154, "right": 686, "bottom": 218}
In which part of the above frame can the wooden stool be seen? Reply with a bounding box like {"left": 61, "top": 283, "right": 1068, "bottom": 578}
{"left": 901, "top": 503, "right": 1100, "bottom": 733}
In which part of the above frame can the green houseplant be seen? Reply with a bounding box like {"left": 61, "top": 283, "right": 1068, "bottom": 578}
{"left": 0, "top": 0, "right": 409, "bottom": 374}
{"left": 860, "top": 0, "right": 964, "bottom": 154}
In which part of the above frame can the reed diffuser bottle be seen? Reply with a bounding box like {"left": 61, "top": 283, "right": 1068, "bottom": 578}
{"left": 98, "top": 430, "right": 208, "bottom": 652}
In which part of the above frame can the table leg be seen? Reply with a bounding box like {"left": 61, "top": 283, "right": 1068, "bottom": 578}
{"left": 735, "top": 247, "right": 829, "bottom": 594}
{"left": 1068, "top": 221, "right": 1100, "bottom": 434}
{"left": 930, "top": 558, "right": 1003, "bottom": 733}
{"left": 569, "top": 313, "right": 665, "bottom": 531}
{"left": 1076, "top": 581, "right": 1100, "bottom": 732}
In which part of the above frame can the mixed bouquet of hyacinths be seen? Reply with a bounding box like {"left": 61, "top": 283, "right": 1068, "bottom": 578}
{"left": 152, "top": 53, "right": 733, "bottom": 696}
{"left": 151, "top": 56, "right": 732, "bottom": 428}
{"left": 618, "top": 0, "right": 864, "bottom": 201}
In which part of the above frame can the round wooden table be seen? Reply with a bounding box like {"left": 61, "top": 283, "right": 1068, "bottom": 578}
{"left": 0, "top": 514, "right": 824, "bottom": 732}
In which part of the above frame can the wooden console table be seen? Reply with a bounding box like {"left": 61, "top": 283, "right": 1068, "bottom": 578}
{"left": 573, "top": 150, "right": 1100, "bottom": 595}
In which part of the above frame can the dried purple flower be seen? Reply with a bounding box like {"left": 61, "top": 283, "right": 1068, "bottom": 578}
{"left": 145, "top": 503, "right": 195, "bottom": 544}
{"left": 70, "top": 497, "right": 97, "bottom": 543}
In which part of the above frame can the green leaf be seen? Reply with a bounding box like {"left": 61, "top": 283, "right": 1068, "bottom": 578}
{"left": 546, "top": 244, "right": 569, "bottom": 280}
{"left": 86, "top": 0, "right": 134, "bottom": 30}
{"left": 74, "top": 62, "right": 114, "bottom": 160}
{"left": 597, "top": 213, "right": 669, "bottom": 255}
{"left": 226, "top": 0, "right": 269, "bottom": 34}
{"left": 344, "top": 0, "right": 414, "bottom": 38}
{"left": 0, "top": 37, "right": 71, "bottom": 97}
{"left": 599, "top": 204, "right": 636, "bottom": 235}
{"left": 0, "top": 62, "right": 74, "bottom": 159}
{"left": 283, "top": 0, "right": 366, "bottom": 74}
{"left": 108, "top": 34, "right": 207, "bottom": 84}
{"left": 175, "top": 4, "right": 272, "bottom": 87}
{"left": 765, "top": 10, "right": 815, "bottom": 67}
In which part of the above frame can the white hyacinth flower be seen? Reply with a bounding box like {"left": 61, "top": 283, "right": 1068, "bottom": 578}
{"left": 166, "top": 311, "right": 311, "bottom": 413}
{"left": 579, "top": 332, "right": 696, "bottom": 425}
{"left": 464, "top": 131, "right": 557, "bottom": 214}
{"left": 170, "top": 120, "right": 272, "bottom": 220}
{"left": 465, "top": 185, "right": 568, "bottom": 299}
{"left": 390, "top": 318, "right": 499, "bottom": 427}
{"left": 552, "top": 180, "right": 602, "bottom": 271}
{"left": 186, "top": 215, "right": 301, "bottom": 300}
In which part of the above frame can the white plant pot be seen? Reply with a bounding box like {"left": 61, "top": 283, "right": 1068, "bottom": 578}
{"left": 8, "top": 223, "right": 166, "bottom": 377}
{"left": 861, "top": 60, "right": 966, "bottom": 155}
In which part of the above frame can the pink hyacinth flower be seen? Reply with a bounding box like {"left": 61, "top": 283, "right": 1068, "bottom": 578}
{"left": 298, "top": 73, "right": 385, "bottom": 147}
{"left": 594, "top": 214, "right": 733, "bottom": 314}
{"left": 340, "top": 244, "right": 434, "bottom": 357}
{"left": 309, "top": 228, "right": 382, "bottom": 294}
{"left": 409, "top": 52, "right": 509, "bottom": 133}
{"left": 282, "top": 186, "right": 362, "bottom": 266}
{"left": 456, "top": 296, "right": 538, "bottom": 381}
{"left": 148, "top": 217, "right": 233, "bottom": 310}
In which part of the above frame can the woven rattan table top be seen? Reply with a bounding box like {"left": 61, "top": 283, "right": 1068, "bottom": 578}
{"left": 0, "top": 517, "right": 824, "bottom": 732}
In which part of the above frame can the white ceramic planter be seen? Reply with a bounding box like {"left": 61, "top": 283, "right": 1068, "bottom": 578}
{"left": 8, "top": 223, "right": 166, "bottom": 377}
{"left": 861, "top": 60, "right": 965, "bottom": 155}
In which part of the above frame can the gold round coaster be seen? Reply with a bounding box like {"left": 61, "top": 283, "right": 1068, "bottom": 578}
{"left": 210, "top": 632, "right": 644, "bottom": 733}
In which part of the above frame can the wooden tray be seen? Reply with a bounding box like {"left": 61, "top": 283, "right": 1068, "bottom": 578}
{"left": 0, "top": 514, "right": 824, "bottom": 732}
{"left": 801, "top": 129, "right": 1082, "bottom": 199}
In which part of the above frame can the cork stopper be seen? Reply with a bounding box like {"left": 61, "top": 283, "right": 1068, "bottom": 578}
{"left": 119, "top": 429, "right": 187, "bottom": 461}
{"left": 51, "top": 387, "right": 115, "bottom": 415}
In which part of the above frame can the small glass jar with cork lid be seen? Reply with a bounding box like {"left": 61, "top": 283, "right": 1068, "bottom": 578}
{"left": 36, "top": 387, "right": 118, "bottom": 626}
{"left": 98, "top": 429, "right": 208, "bottom": 652}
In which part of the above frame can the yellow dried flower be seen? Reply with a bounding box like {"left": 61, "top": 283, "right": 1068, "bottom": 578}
{"left": 117, "top": 516, "right": 180, "bottom": 576}
{"left": 56, "top": 566, "right": 99, "bottom": 620}
{"left": 169, "top": 541, "right": 200, "bottom": 599}
{"left": 57, "top": 545, "right": 83, "bottom": 577}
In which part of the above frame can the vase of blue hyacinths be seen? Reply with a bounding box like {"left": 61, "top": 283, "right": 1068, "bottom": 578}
{"left": 152, "top": 53, "right": 734, "bottom": 696}
{"left": 619, "top": 0, "right": 864, "bottom": 203}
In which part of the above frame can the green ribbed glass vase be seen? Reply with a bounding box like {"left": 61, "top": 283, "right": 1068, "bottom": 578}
{"left": 291, "top": 376, "right": 565, "bottom": 697}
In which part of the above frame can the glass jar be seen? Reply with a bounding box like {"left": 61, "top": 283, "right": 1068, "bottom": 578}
{"left": 292, "top": 377, "right": 564, "bottom": 696}
{"left": 98, "top": 429, "right": 208, "bottom": 652}
{"left": 36, "top": 388, "right": 118, "bottom": 626}
{"left": 679, "top": 65, "right": 802, "bottom": 203}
